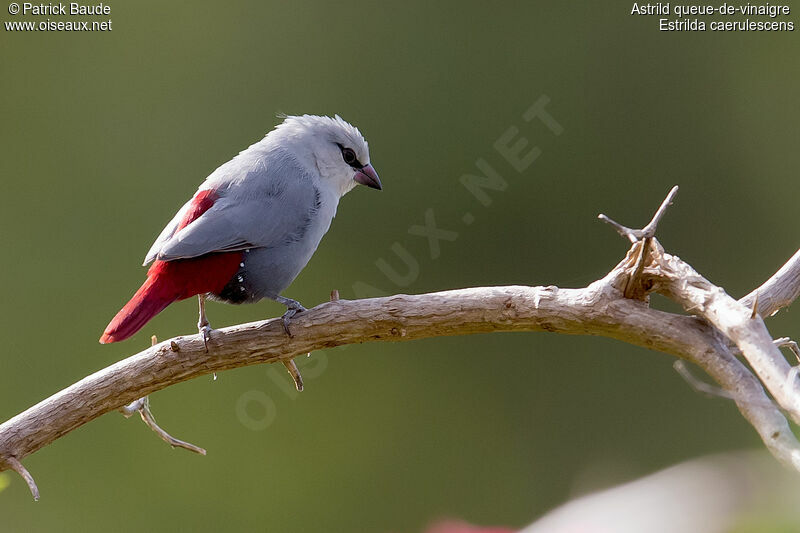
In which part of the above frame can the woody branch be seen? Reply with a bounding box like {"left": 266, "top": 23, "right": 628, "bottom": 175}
{"left": 1, "top": 187, "right": 798, "bottom": 500}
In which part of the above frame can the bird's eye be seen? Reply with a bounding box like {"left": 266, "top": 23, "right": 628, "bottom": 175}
{"left": 341, "top": 147, "right": 357, "bottom": 166}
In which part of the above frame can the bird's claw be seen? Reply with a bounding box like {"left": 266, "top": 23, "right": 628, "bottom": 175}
{"left": 199, "top": 324, "right": 212, "bottom": 352}
{"left": 276, "top": 297, "right": 306, "bottom": 337}
{"left": 281, "top": 306, "right": 306, "bottom": 336}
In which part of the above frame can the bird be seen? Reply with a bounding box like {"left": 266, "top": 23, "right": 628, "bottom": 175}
{"left": 100, "top": 114, "right": 382, "bottom": 347}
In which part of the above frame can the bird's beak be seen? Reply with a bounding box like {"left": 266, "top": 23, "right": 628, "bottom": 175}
{"left": 354, "top": 164, "right": 382, "bottom": 190}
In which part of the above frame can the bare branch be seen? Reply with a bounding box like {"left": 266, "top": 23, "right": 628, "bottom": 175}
{"left": 653, "top": 248, "right": 800, "bottom": 424}
{"left": 740, "top": 248, "right": 800, "bottom": 317}
{"left": 1, "top": 186, "right": 798, "bottom": 497}
{"left": 673, "top": 357, "right": 800, "bottom": 471}
{"left": 137, "top": 397, "right": 206, "bottom": 455}
{"left": 120, "top": 396, "right": 206, "bottom": 455}
{"left": 2, "top": 270, "right": 797, "bottom": 478}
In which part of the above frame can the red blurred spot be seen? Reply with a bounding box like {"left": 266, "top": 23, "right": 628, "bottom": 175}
{"left": 424, "top": 521, "right": 515, "bottom": 533}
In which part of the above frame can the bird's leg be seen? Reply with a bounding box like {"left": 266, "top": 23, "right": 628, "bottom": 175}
{"left": 274, "top": 295, "right": 307, "bottom": 337}
{"left": 197, "top": 294, "right": 212, "bottom": 352}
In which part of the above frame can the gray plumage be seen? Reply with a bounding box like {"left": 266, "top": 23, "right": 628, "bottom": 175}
{"left": 144, "top": 114, "right": 381, "bottom": 304}
{"left": 100, "top": 114, "right": 380, "bottom": 344}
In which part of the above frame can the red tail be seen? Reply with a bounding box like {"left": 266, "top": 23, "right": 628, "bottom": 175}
{"left": 99, "top": 253, "right": 242, "bottom": 344}
{"left": 100, "top": 188, "right": 242, "bottom": 344}
{"left": 99, "top": 273, "right": 179, "bottom": 344}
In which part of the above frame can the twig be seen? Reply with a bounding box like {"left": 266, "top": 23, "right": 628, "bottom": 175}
{"left": 118, "top": 337, "right": 206, "bottom": 455}
{"left": 134, "top": 397, "right": 206, "bottom": 455}
{"left": 599, "top": 186, "right": 678, "bottom": 299}
{"left": 598, "top": 185, "right": 679, "bottom": 243}
{"left": 120, "top": 394, "right": 206, "bottom": 455}
{"left": 4, "top": 457, "right": 39, "bottom": 501}
{"left": 775, "top": 337, "right": 800, "bottom": 364}
{"left": 674, "top": 360, "right": 735, "bottom": 400}
{"left": 640, "top": 185, "right": 679, "bottom": 238}
{"left": 670, "top": 324, "right": 800, "bottom": 470}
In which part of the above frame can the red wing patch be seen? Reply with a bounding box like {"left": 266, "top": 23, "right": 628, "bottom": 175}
{"left": 144, "top": 188, "right": 242, "bottom": 298}
{"left": 176, "top": 189, "right": 218, "bottom": 232}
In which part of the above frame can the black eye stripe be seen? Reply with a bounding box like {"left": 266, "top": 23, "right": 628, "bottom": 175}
{"left": 337, "top": 143, "right": 364, "bottom": 169}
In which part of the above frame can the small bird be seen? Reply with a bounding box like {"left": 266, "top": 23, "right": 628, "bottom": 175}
{"left": 100, "top": 114, "right": 381, "bottom": 345}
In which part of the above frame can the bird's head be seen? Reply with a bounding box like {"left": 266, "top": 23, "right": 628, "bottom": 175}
{"left": 272, "top": 114, "right": 382, "bottom": 196}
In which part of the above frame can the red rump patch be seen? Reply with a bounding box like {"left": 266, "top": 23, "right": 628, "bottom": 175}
{"left": 100, "top": 189, "right": 243, "bottom": 344}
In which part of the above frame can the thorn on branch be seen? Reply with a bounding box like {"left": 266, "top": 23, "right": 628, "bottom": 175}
{"left": 5, "top": 457, "right": 39, "bottom": 501}
{"left": 282, "top": 359, "right": 304, "bottom": 392}
{"left": 751, "top": 292, "right": 760, "bottom": 319}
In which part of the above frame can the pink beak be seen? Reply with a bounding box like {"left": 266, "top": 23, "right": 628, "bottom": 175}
{"left": 354, "top": 164, "right": 382, "bottom": 190}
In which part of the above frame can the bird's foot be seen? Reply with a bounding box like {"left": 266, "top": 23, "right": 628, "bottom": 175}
{"left": 198, "top": 324, "right": 213, "bottom": 352}
{"left": 197, "top": 294, "right": 213, "bottom": 352}
{"left": 275, "top": 296, "right": 307, "bottom": 337}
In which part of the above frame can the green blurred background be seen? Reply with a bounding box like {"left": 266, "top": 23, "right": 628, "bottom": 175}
{"left": 1, "top": 1, "right": 798, "bottom": 531}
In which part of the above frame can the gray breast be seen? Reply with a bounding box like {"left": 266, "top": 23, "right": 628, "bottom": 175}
{"left": 213, "top": 185, "right": 334, "bottom": 304}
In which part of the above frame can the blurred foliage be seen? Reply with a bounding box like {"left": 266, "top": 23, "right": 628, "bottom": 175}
{"left": 1, "top": 1, "right": 798, "bottom": 531}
